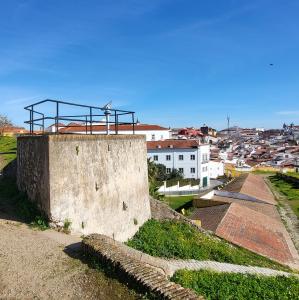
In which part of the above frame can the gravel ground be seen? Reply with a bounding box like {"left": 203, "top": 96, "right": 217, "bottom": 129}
{"left": 0, "top": 217, "right": 139, "bottom": 299}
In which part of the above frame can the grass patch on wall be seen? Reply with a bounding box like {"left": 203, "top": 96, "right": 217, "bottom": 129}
{"left": 269, "top": 175, "right": 299, "bottom": 218}
{"left": 171, "top": 269, "right": 299, "bottom": 300}
{"left": 126, "top": 219, "right": 290, "bottom": 272}
{"left": 0, "top": 177, "right": 49, "bottom": 230}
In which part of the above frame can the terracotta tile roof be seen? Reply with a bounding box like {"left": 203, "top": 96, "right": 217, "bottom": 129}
{"left": 147, "top": 139, "right": 200, "bottom": 150}
{"left": 215, "top": 203, "right": 299, "bottom": 267}
{"left": 240, "top": 174, "right": 276, "bottom": 205}
{"left": 59, "top": 123, "right": 169, "bottom": 133}
{"left": 211, "top": 195, "right": 280, "bottom": 220}
{"left": 223, "top": 174, "right": 276, "bottom": 205}
{"left": 2, "top": 126, "right": 28, "bottom": 133}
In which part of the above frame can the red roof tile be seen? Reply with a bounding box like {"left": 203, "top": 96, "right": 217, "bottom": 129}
{"left": 147, "top": 139, "right": 200, "bottom": 150}
{"left": 216, "top": 203, "right": 299, "bottom": 268}
{"left": 59, "top": 123, "right": 168, "bottom": 133}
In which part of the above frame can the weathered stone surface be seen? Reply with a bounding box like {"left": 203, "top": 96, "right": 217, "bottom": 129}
{"left": 17, "top": 134, "right": 151, "bottom": 241}
{"left": 82, "top": 234, "right": 203, "bottom": 300}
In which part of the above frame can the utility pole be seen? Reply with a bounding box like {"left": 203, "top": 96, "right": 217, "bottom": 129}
{"left": 227, "top": 116, "right": 230, "bottom": 137}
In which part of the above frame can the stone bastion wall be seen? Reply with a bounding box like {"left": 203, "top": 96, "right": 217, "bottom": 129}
{"left": 17, "top": 134, "right": 151, "bottom": 241}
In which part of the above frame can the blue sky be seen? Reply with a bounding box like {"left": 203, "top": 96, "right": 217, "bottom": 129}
{"left": 1, "top": 0, "right": 299, "bottom": 130}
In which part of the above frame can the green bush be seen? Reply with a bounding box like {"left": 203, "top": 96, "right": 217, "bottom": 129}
{"left": 126, "top": 219, "right": 290, "bottom": 271}
{"left": 171, "top": 270, "right": 299, "bottom": 300}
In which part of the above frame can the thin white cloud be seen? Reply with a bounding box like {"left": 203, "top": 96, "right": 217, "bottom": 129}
{"left": 4, "top": 95, "right": 41, "bottom": 105}
{"left": 276, "top": 111, "right": 299, "bottom": 115}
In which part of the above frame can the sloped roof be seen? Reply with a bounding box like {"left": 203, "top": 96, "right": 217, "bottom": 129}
{"left": 215, "top": 203, "right": 299, "bottom": 267}
{"left": 190, "top": 204, "right": 230, "bottom": 231}
{"left": 223, "top": 173, "right": 276, "bottom": 205}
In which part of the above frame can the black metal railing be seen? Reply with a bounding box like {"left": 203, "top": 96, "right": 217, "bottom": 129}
{"left": 24, "top": 99, "right": 136, "bottom": 135}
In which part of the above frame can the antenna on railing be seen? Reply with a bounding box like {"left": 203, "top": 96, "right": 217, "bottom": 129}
{"left": 102, "top": 101, "right": 112, "bottom": 135}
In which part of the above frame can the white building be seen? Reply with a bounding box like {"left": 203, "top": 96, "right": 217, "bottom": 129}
{"left": 48, "top": 123, "right": 171, "bottom": 141}
{"left": 147, "top": 139, "right": 210, "bottom": 187}
{"left": 208, "top": 160, "right": 224, "bottom": 179}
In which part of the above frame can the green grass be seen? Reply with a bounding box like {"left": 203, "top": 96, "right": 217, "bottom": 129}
{"left": 0, "top": 136, "right": 17, "bottom": 167}
{"left": 171, "top": 270, "right": 299, "bottom": 300}
{"left": 126, "top": 219, "right": 290, "bottom": 272}
{"left": 0, "top": 177, "right": 49, "bottom": 230}
{"left": 252, "top": 170, "right": 277, "bottom": 175}
{"left": 286, "top": 172, "right": 299, "bottom": 179}
{"left": 164, "top": 195, "right": 194, "bottom": 210}
{"left": 269, "top": 175, "right": 299, "bottom": 218}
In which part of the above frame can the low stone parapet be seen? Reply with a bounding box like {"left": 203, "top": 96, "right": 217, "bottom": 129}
{"left": 82, "top": 234, "right": 202, "bottom": 300}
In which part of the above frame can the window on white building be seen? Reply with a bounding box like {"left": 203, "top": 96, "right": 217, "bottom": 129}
{"left": 179, "top": 168, "right": 184, "bottom": 173}
{"left": 179, "top": 155, "right": 184, "bottom": 160}
{"left": 153, "top": 155, "right": 158, "bottom": 161}
{"left": 151, "top": 134, "right": 155, "bottom": 141}
{"left": 166, "top": 168, "right": 171, "bottom": 174}
{"left": 202, "top": 166, "right": 207, "bottom": 172}
{"left": 190, "top": 154, "right": 195, "bottom": 160}
{"left": 191, "top": 167, "right": 195, "bottom": 173}
{"left": 202, "top": 153, "right": 208, "bottom": 161}
{"left": 166, "top": 155, "right": 171, "bottom": 161}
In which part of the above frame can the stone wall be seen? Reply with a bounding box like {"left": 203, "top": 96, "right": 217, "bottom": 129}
{"left": 149, "top": 197, "right": 208, "bottom": 233}
{"left": 82, "top": 234, "right": 202, "bottom": 299}
{"left": 17, "top": 135, "right": 50, "bottom": 214}
{"left": 17, "top": 134, "right": 151, "bottom": 241}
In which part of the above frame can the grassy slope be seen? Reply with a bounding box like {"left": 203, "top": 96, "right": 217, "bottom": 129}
{"left": 0, "top": 136, "right": 17, "bottom": 168}
{"left": 269, "top": 175, "right": 299, "bottom": 218}
{"left": 164, "top": 195, "right": 194, "bottom": 210}
{"left": 171, "top": 270, "right": 299, "bottom": 300}
{"left": 126, "top": 219, "right": 290, "bottom": 272}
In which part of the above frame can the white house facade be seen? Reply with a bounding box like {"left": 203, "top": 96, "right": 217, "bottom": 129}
{"left": 147, "top": 139, "right": 210, "bottom": 187}
{"left": 208, "top": 160, "right": 224, "bottom": 179}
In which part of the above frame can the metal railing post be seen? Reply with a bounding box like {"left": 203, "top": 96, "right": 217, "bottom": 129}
{"left": 115, "top": 111, "right": 118, "bottom": 135}
{"left": 90, "top": 107, "right": 93, "bottom": 134}
{"left": 85, "top": 115, "right": 88, "bottom": 134}
{"left": 132, "top": 113, "right": 135, "bottom": 134}
{"left": 32, "top": 105, "right": 35, "bottom": 134}
{"left": 42, "top": 113, "right": 45, "bottom": 133}
{"left": 56, "top": 101, "right": 59, "bottom": 134}
{"left": 29, "top": 107, "right": 32, "bottom": 134}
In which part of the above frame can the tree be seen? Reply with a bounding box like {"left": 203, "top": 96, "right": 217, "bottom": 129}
{"left": 168, "top": 168, "right": 184, "bottom": 180}
{"left": 147, "top": 158, "right": 164, "bottom": 200}
{"left": 0, "top": 115, "right": 13, "bottom": 135}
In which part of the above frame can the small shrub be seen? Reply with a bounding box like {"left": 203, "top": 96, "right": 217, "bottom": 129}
{"left": 63, "top": 219, "right": 72, "bottom": 233}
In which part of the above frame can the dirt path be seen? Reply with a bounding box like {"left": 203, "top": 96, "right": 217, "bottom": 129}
{"left": 0, "top": 218, "right": 139, "bottom": 299}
